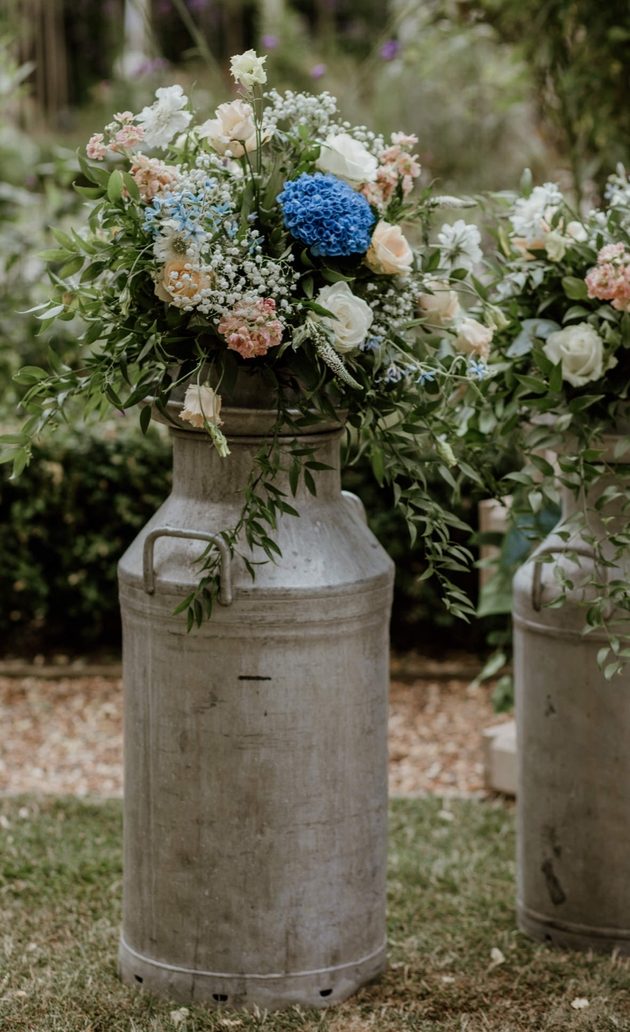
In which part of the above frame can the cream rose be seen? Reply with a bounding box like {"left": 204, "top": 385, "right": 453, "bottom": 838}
{"left": 316, "top": 132, "right": 378, "bottom": 186}
{"left": 453, "top": 317, "right": 494, "bottom": 361}
{"left": 180, "top": 384, "right": 223, "bottom": 428}
{"left": 198, "top": 100, "right": 257, "bottom": 158}
{"left": 315, "top": 281, "right": 373, "bottom": 353}
{"left": 365, "top": 220, "right": 413, "bottom": 276}
{"left": 417, "top": 279, "right": 461, "bottom": 326}
{"left": 543, "top": 323, "right": 606, "bottom": 387}
{"left": 230, "top": 50, "right": 267, "bottom": 89}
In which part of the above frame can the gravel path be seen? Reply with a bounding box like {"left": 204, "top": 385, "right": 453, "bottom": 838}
{"left": 0, "top": 672, "right": 510, "bottom": 797}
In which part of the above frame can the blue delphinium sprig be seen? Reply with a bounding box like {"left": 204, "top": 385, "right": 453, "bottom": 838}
{"left": 277, "top": 172, "right": 375, "bottom": 257}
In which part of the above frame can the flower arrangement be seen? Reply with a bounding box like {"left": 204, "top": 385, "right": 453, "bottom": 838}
{"left": 473, "top": 167, "right": 630, "bottom": 674}
{"left": 8, "top": 51, "right": 491, "bottom": 627}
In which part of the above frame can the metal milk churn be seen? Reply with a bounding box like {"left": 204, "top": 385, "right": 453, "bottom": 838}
{"left": 513, "top": 435, "right": 630, "bottom": 953}
{"left": 117, "top": 382, "right": 395, "bottom": 1009}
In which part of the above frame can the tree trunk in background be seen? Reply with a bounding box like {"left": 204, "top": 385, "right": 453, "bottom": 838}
{"left": 223, "top": 0, "right": 245, "bottom": 60}
{"left": 117, "top": 0, "right": 156, "bottom": 79}
{"left": 15, "top": 0, "right": 68, "bottom": 127}
{"left": 260, "top": 0, "right": 285, "bottom": 36}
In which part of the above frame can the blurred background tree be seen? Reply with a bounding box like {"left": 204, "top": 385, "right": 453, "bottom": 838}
{"left": 468, "top": 0, "right": 630, "bottom": 201}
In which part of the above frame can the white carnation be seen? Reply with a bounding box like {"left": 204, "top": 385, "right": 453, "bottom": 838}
{"left": 180, "top": 384, "right": 223, "bottom": 428}
{"left": 136, "top": 85, "right": 192, "bottom": 150}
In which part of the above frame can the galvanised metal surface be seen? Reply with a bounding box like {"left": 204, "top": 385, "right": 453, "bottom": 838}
{"left": 117, "top": 406, "right": 394, "bottom": 1009}
{"left": 513, "top": 437, "right": 630, "bottom": 954}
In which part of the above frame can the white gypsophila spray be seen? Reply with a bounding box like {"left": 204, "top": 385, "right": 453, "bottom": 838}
{"left": 264, "top": 89, "right": 338, "bottom": 134}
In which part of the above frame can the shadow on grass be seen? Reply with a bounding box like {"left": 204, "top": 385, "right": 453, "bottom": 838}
{"left": 0, "top": 795, "right": 628, "bottom": 1030}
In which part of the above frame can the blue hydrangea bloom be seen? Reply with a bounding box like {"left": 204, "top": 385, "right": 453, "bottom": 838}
{"left": 277, "top": 172, "right": 375, "bottom": 257}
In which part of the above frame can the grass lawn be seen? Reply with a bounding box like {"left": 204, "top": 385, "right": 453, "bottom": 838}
{"left": 0, "top": 795, "right": 629, "bottom": 1031}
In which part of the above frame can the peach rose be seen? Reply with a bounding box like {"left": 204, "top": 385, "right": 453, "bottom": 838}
{"left": 198, "top": 100, "right": 258, "bottom": 158}
{"left": 365, "top": 220, "right": 414, "bottom": 276}
{"left": 155, "top": 260, "right": 213, "bottom": 307}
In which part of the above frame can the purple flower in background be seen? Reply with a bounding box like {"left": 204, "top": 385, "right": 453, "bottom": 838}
{"left": 311, "top": 63, "right": 327, "bottom": 79}
{"left": 380, "top": 39, "right": 400, "bottom": 60}
{"left": 187, "top": 0, "right": 208, "bottom": 10}
{"left": 261, "top": 34, "right": 278, "bottom": 49}
{"left": 156, "top": 0, "right": 171, "bottom": 14}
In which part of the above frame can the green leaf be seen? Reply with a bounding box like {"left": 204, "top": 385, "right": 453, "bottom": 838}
{"left": 60, "top": 255, "right": 85, "bottom": 278}
{"left": 35, "top": 304, "right": 65, "bottom": 321}
{"left": 139, "top": 404, "right": 152, "bottom": 435}
{"left": 50, "top": 228, "right": 77, "bottom": 251}
{"left": 515, "top": 374, "right": 548, "bottom": 394}
{"left": 0, "top": 432, "right": 31, "bottom": 444}
{"left": 122, "top": 170, "right": 140, "bottom": 201}
{"left": 371, "top": 445, "right": 385, "bottom": 486}
{"left": 74, "top": 184, "right": 106, "bottom": 199}
{"left": 548, "top": 360, "right": 563, "bottom": 393}
{"left": 107, "top": 169, "right": 124, "bottom": 203}
{"left": 562, "top": 276, "right": 588, "bottom": 300}
{"left": 302, "top": 274, "right": 314, "bottom": 299}
{"left": 13, "top": 366, "right": 47, "bottom": 384}
{"left": 304, "top": 469, "right": 317, "bottom": 496}
{"left": 38, "top": 248, "right": 73, "bottom": 261}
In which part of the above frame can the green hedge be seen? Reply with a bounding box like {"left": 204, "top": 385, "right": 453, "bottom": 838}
{"left": 0, "top": 422, "right": 171, "bottom": 654}
{"left": 0, "top": 421, "right": 499, "bottom": 657}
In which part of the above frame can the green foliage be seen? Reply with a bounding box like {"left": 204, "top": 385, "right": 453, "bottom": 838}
{"left": 0, "top": 422, "right": 171, "bottom": 654}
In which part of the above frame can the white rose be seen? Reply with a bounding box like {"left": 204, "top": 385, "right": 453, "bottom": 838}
{"left": 544, "top": 230, "right": 567, "bottom": 262}
{"left": 198, "top": 100, "right": 257, "bottom": 158}
{"left": 315, "top": 281, "right": 373, "bottom": 353}
{"left": 453, "top": 317, "right": 493, "bottom": 361}
{"left": 417, "top": 279, "right": 461, "bottom": 326}
{"left": 566, "top": 221, "right": 588, "bottom": 242}
{"left": 543, "top": 323, "right": 605, "bottom": 387}
{"left": 316, "top": 132, "right": 378, "bottom": 186}
{"left": 365, "top": 220, "right": 413, "bottom": 276}
{"left": 180, "top": 384, "right": 223, "bottom": 427}
{"left": 230, "top": 50, "right": 267, "bottom": 89}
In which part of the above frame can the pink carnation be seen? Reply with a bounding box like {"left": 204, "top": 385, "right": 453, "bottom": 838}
{"left": 87, "top": 133, "right": 106, "bottom": 161}
{"left": 585, "top": 243, "right": 630, "bottom": 310}
{"left": 130, "top": 155, "right": 179, "bottom": 202}
{"left": 598, "top": 242, "right": 626, "bottom": 262}
{"left": 218, "top": 298, "right": 283, "bottom": 359}
{"left": 115, "top": 125, "right": 145, "bottom": 149}
{"left": 585, "top": 264, "right": 618, "bottom": 300}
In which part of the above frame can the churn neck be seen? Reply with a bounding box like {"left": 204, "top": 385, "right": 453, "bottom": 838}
{"left": 169, "top": 423, "right": 343, "bottom": 504}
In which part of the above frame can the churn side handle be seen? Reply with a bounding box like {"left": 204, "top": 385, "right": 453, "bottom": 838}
{"left": 531, "top": 547, "right": 598, "bottom": 612}
{"left": 341, "top": 490, "right": 368, "bottom": 525}
{"left": 143, "top": 526, "right": 233, "bottom": 606}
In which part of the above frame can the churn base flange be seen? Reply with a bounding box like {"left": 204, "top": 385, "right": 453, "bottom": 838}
{"left": 118, "top": 936, "right": 387, "bottom": 1011}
